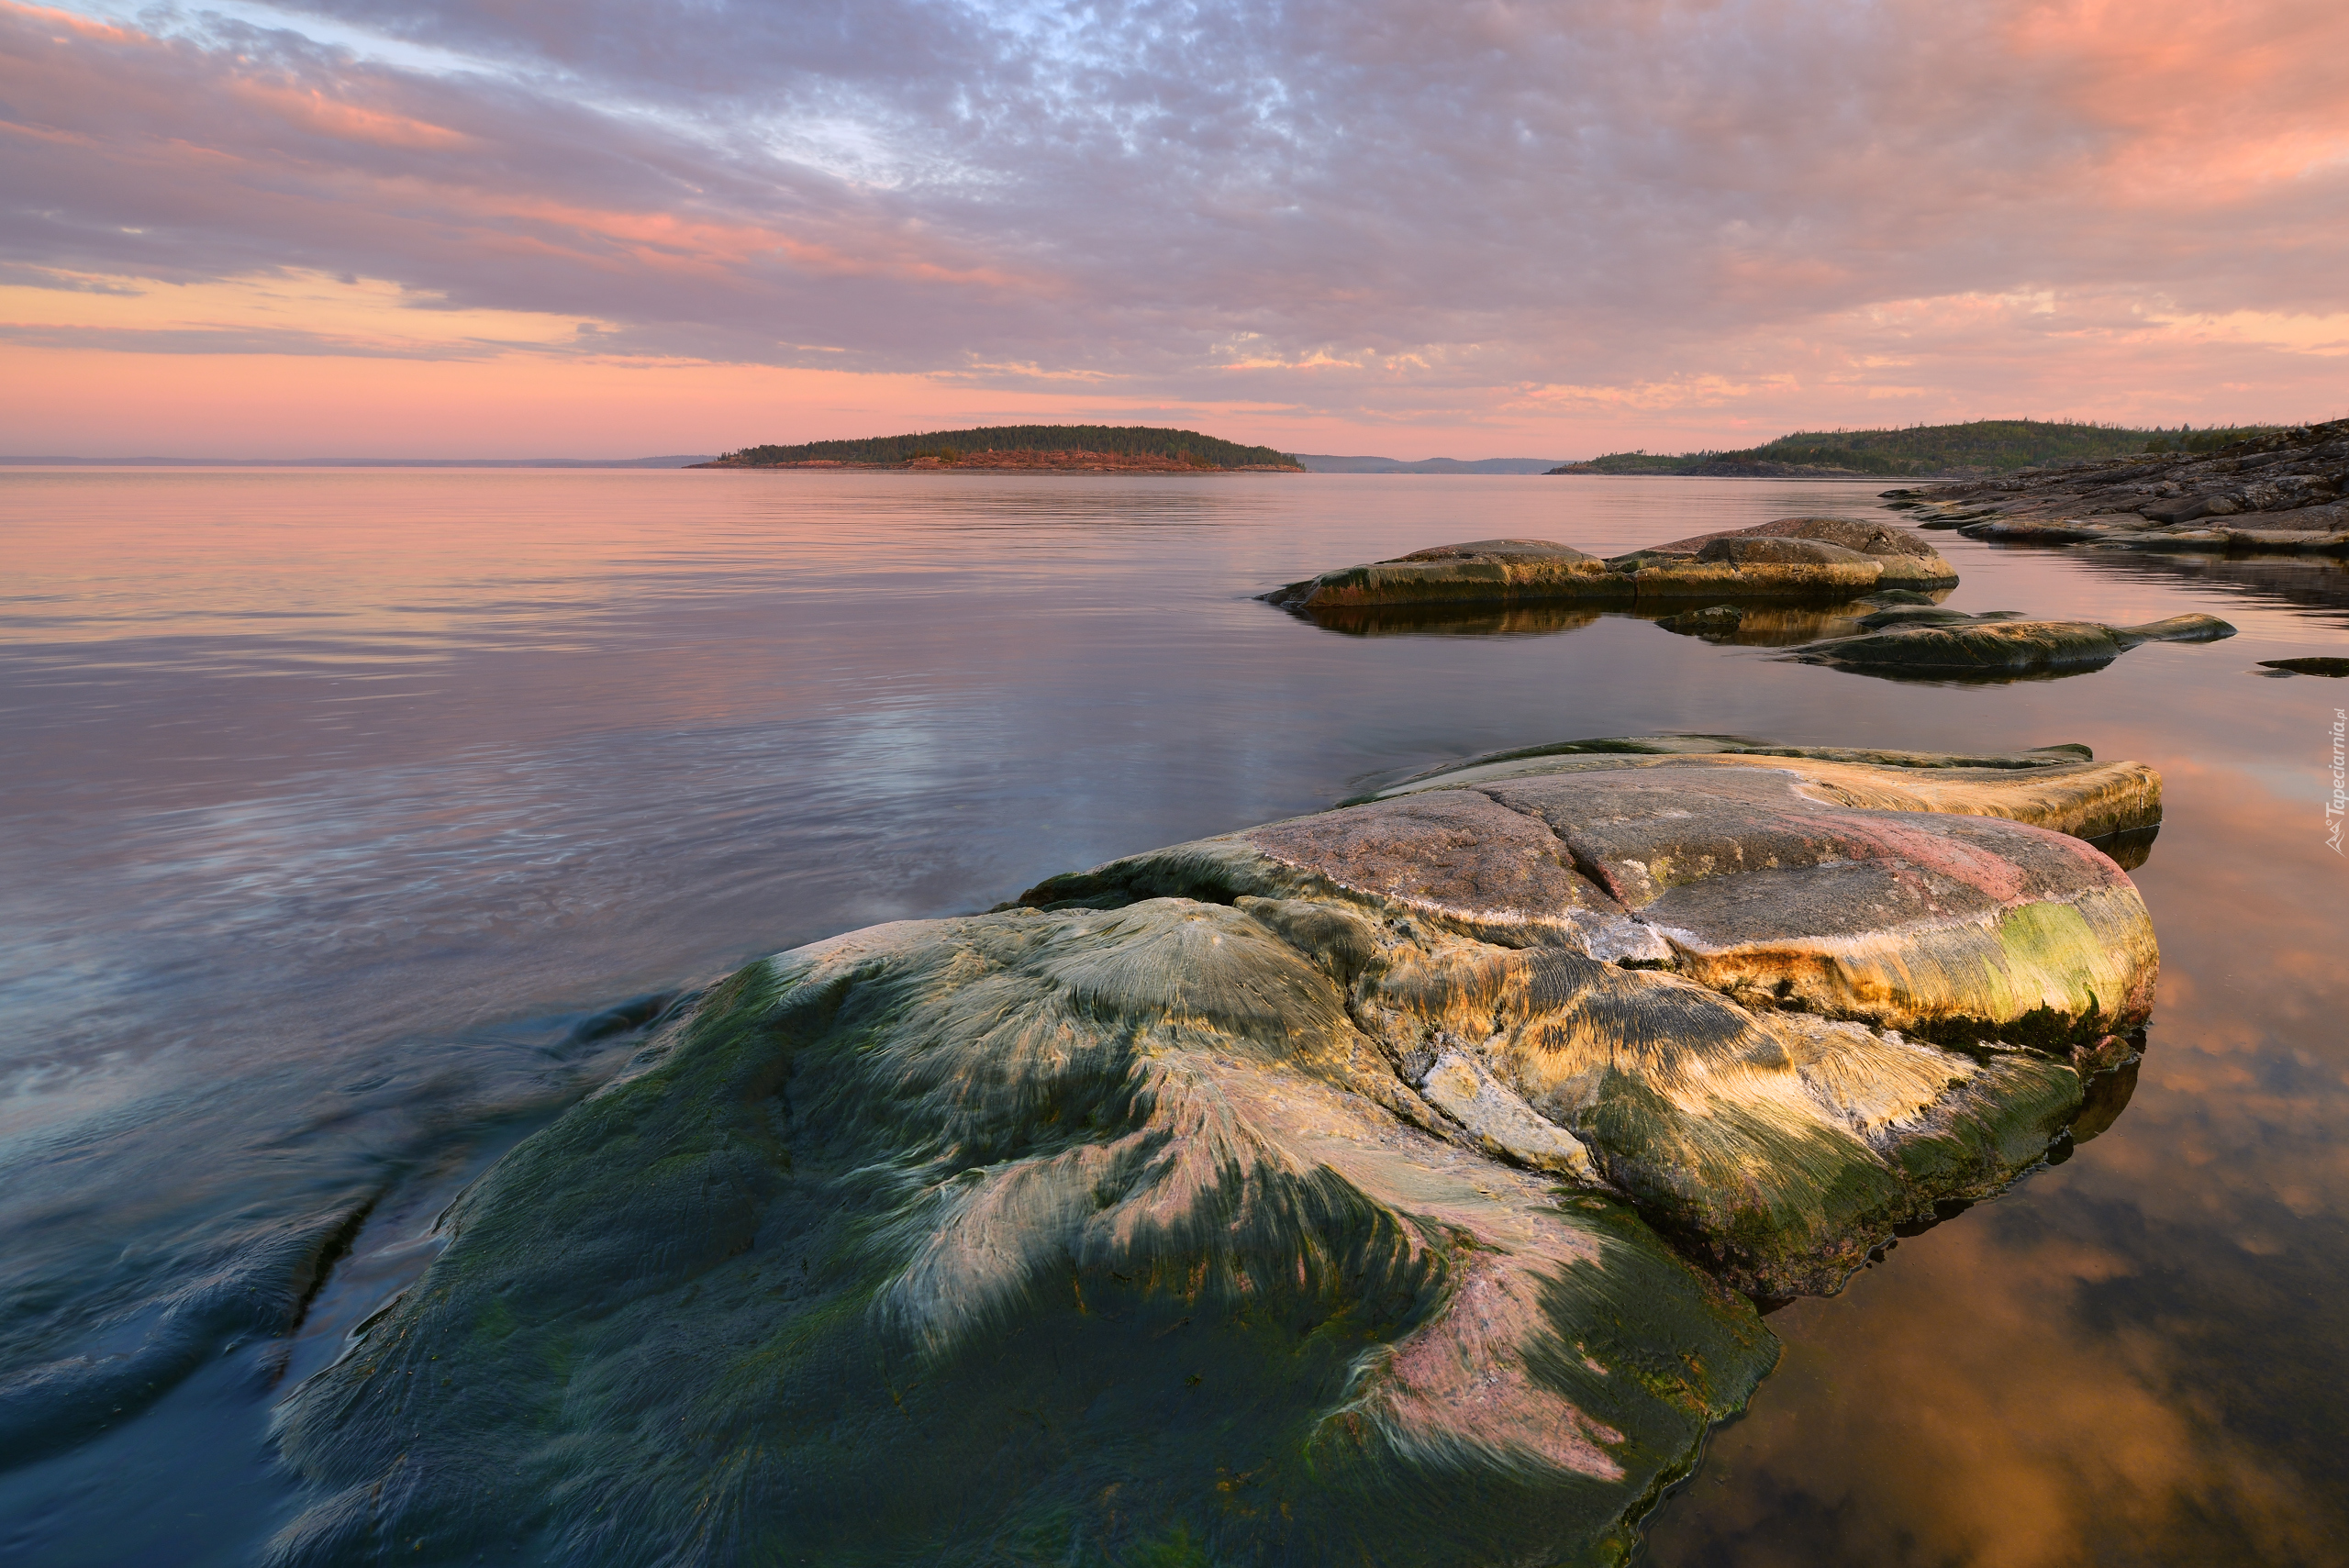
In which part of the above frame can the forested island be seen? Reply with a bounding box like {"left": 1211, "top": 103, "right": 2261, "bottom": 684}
{"left": 698, "top": 424, "right": 1303, "bottom": 472}
{"left": 1557, "top": 418, "right": 2285, "bottom": 479}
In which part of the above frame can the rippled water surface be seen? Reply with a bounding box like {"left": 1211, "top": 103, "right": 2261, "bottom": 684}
{"left": 3, "top": 468, "right": 2345, "bottom": 1565}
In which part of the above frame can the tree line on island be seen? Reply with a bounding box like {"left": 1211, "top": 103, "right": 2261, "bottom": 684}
{"left": 699, "top": 425, "right": 1302, "bottom": 471}
{"left": 696, "top": 417, "right": 2307, "bottom": 479}
{"left": 1562, "top": 418, "right": 2291, "bottom": 478}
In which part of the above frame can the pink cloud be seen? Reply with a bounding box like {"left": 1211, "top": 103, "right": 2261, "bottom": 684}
{"left": 3, "top": 0, "right": 2345, "bottom": 454}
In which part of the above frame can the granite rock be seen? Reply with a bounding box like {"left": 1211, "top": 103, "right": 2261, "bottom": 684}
{"left": 1264, "top": 519, "right": 1954, "bottom": 617}
{"left": 273, "top": 740, "right": 2161, "bottom": 1568}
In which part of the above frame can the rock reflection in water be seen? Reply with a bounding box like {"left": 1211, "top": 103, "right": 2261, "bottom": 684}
{"left": 1297, "top": 601, "right": 1603, "bottom": 637}
{"left": 2069, "top": 548, "right": 2349, "bottom": 627}
{"left": 1648, "top": 599, "right": 1887, "bottom": 647}
{"left": 1298, "top": 599, "right": 1909, "bottom": 646}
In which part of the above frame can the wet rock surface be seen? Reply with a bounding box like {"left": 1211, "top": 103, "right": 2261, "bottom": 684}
{"left": 2257, "top": 656, "right": 2349, "bottom": 677}
{"left": 1887, "top": 419, "right": 2349, "bottom": 554}
{"left": 274, "top": 739, "right": 2162, "bottom": 1567}
{"left": 1781, "top": 612, "right": 2237, "bottom": 681}
{"left": 1653, "top": 590, "right": 1965, "bottom": 649}
{"left": 1263, "top": 519, "right": 1955, "bottom": 620}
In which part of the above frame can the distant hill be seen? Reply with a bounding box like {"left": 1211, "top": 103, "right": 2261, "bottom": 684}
{"left": 1557, "top": 420, "right": 2288, "bottom": 479}
{"left": 1294, "top": 455, "right": 1565, "bottom": 474}
{"left": 705, "top": 425, "right": 1301, "bottom": 471}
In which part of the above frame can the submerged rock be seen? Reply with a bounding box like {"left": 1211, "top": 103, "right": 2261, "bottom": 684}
{"left": 1784, "top": 612, "right": 2236, "bottom": 680}
{"left": 1264, "top": 519, "right": 1955, "bottom": 618}
{"left": 2257, "top": 656, "right": 2349, "bottom": 676}
{"left": 273, "top": 740, "right": 2161, "bottom": 1567}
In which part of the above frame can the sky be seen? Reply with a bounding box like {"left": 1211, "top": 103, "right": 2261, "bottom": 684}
{"left": 3, "top": 0, "right": 2345, "bottom": 459}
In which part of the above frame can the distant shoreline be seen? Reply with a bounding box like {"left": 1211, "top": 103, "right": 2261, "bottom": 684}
{"left": 1, "top": 458, "right": 1917, "bottom": 480}
{"left": 1546, "top": 468, "right": 1958, "bottom": 482}
{"left": 0, "top": 455, "right": 716, "bottom": 469}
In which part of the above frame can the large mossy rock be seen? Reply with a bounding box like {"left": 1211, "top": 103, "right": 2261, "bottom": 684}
{"left": 1263, "top": 520, "right": 1954, "bottom": 617}
{"left": 273, "top": 740, "right": 2159, "bottom": 1567}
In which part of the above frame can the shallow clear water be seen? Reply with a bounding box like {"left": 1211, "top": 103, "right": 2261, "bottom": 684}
{"left": 2, "top": 468, "right": 2344, "bottom": 1565}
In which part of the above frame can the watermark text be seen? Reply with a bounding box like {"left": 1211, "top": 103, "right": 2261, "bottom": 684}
{"left": 2330, "top": 708, "right": 2345, "bottom": 854}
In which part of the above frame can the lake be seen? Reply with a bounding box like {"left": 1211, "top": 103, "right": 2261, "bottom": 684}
{"left": 2, "top": 468, "right": 2343, "bottom": 1565}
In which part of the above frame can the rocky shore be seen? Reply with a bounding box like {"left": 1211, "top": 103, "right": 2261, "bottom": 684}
{"left": 1263, "top": 517, "right": 1956, "bottom": 617}
{"left": 273, "top": 737, "right": 2159, "bottom": 1567}
{"left": 1886, "top": 418, "right": 2349, "bottom": 552}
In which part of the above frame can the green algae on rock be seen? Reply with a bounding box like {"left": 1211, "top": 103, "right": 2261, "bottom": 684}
{"left": 273, "top": 740, "right": 2161, "bottom": 1567}
{"left": 273, "top": 917, "right": 1776, "bottom": 1568}
{"left": 1263, "top": 519, "right": 1955, "bottom": 620}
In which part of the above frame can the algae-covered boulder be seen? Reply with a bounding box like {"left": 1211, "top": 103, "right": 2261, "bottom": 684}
{"left": 273, "top": 740, "right": 2160, "bottom": 1567}
{"left": 1784, "top": 612, "right": 2236, "bottom": 680}
{"left": 1264, "top": 519, "right": 1954, "bottom": 618}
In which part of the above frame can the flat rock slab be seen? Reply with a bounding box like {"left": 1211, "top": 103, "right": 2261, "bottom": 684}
{"left": 1652, "top": 516, "right": 1947, "bottom": 562}
{"left": 2258, "top": 656, "right": 2349, "bottom": 676}
{"left": 1264, "top": 518, "right": 1955, "bottom": 617}
{"left": 1783, "top": 612, "right": 2235, "bottom": 681}
{"left": 274, "top": 740, "right": 2162, "bottom": 1568}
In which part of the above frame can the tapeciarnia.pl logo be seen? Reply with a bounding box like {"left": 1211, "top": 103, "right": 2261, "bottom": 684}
{"left": 2331, "top": 708, "right": 2346, "bottom": 855}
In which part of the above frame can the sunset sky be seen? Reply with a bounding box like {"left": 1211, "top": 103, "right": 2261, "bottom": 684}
{"left": 4, "top": 0, "right": 2344, "bottom": 458}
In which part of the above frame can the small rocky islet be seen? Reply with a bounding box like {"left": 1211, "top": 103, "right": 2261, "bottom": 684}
{"left": 274, "top": 736, "right": 2161, "bottom": 1566}
{"left": 1266, "top": 516, "right": 2237, "bottom": 679}
{"left": 1885, "top": 417, "right": 2349, "bottom": 552}
{"left": 1260, "top": 516, "right": 1959, "bottom": 617}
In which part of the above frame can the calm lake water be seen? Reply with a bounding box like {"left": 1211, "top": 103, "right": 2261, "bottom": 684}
{"left": 3, "top": 469, "right": 2344, "bottom": 1567}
